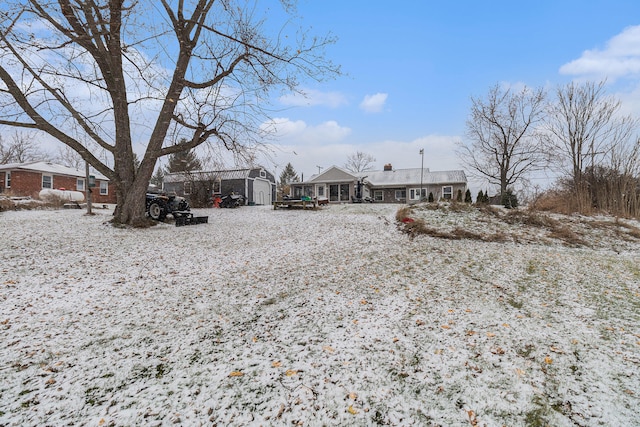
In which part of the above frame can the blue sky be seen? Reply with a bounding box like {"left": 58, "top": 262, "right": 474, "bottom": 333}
{"left": 254, "top": 0, "right": 640, "bottom": 188}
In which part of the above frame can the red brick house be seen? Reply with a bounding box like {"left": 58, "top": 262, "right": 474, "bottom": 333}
{"left": 0, "top": 161, "right": 116, "bottom": 204}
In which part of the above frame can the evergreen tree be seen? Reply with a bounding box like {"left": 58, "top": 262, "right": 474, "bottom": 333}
{"left": 165, "top": 141, "right": 202, "bottom": 173}
{"left": 150, "top": 167, "right": 165, "bottom": 188}
{"left": 428, "top": 192, "right": 434, "bottom": 203}
{"left": 279, "top": 163, "right": 300, "bottom": 198}
{"left": 279, "top": 163, "right": 300, "bottom": 186}
{"left": 456, "top": 189, "right": 463, "bottom": 202}
{"left": 464, "top": 189, "right": 472, "bottom": 203}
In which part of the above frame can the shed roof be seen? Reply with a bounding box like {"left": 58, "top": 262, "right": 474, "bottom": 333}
{"left": 0, "top": 161, "right": 109, "bottom": 180}
{"left": 164, "top": 168, "right": 258, "bottom": 183}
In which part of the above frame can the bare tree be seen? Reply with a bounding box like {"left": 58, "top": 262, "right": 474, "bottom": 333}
{"left": 0, "top": 131, "right": 47, "bottom": 163}
{"left": 545, "top": 81, "right": 637, "bottom": 212}
{"left": 54, "top": 145, "right": 85, "bottom": 170}
{"left": 0, "top": 1, "right": 337, "bottom": 225}
{"left": 459, "top": 84, "right": 547, "bottom": 199}
{"left": 344, "top": 151, "right": 376, "bottom": 172}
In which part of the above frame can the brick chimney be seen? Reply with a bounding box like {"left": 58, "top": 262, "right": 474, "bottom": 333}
{"left": 383, "top": 163, "right": 392, "bottom": 171}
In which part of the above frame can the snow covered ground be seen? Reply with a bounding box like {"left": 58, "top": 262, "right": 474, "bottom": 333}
{"left": 1, "top": 204, "right": 639, "bottom": 426}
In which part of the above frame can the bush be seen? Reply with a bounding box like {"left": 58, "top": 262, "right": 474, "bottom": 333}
{"left": 502, "top": 189, "right": 518, "bottom": 209}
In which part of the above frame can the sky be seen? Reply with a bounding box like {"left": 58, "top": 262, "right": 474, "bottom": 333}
{"left": 247, "top": 0, "right": 640, "bottom": 191}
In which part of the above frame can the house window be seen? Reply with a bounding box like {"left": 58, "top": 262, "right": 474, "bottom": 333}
{"left": 409, "top": 188, "right": 426, "bottom": 200}
{"left": 395, "top": 189, "right": 406, "bottom": 200}
{"left": 329, "top": 184, "right": 350, "bottom": 202}
{"left": 5, "top": 171, "right": 10, "bottom": 188}
{"left": 42, "top": 174, "right": 53, "bottom": 189}
{"left": 184, "top": 181, "right": 192, "bottom": 195}
{"left": 99, "top": 181, "right": 108, "bottom": 195}
{"left": 77, "top": 178, "right": 85, "bottom": 191}
{"left": 374, "top": 190, "right": 383, "bottom": 201}
{"left": 442, "top": 186, "right": 453, "bottom": 200}
{"left": 317, "top": 186, "right": 324, "bottom": 197}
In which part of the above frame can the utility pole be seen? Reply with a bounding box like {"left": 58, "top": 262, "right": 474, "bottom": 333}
{"left": 419, "top": 148, "right": 424, "bottom": 201}
{"left": 85, "top": 161, "right": 93, "bottom": 214}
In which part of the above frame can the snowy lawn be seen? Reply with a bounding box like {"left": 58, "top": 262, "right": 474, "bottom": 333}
{"left": 1, "top": 204, "right": 639, "bottom": 426}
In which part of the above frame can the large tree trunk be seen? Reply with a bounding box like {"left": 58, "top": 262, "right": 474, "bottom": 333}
{"left": 112, "top": 158, "right": 156, "bottom": 226}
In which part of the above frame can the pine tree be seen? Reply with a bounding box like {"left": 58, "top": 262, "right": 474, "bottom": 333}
{"left": 279, "top": 163, "right": 300, "bottom": 186}
{"left": 165, "top": 141, "right": 202, "bottom": 173}
{"left": 428, "top": 192, "right": 434, "bottom": 203}
{"left": 278, "top": 163, "right": 300, "bottom": 198}
{"left": 476, "top": 190, "right": 485, "bottom": 204}
{"left": 464, "top": 189, "right": 472, "bottom": 203}
{"left": 150, "top": 167, "right": 165, "bottom": 188}
{"left": 456, "top": 189, "right": 463, "bottom": 202}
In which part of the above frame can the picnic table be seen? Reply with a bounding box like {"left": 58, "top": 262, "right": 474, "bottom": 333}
{"left": 273, "top": 197, "right": 320, "bottom": 210}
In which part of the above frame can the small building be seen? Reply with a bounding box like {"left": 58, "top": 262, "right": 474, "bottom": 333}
{"left": 0, "top": 161, "right": 115, "bottom": 204}
{"left": 163, "top": 167, "right": 276, "bottom": 207}
{"left": 290, "top": 164, "right": 467, "bottom": 203}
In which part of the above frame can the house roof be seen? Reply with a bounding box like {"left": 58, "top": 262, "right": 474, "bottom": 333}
{"left": 0, "top": 161, "right": 109, "bottom": 180}
{"left": 358, "top": 168, "right": 467, "bottom": 187}
{"left": 164, "top": 168, "right": 269, "bottom": 183}
{"left": 299, "top": 165, "right": 466, "bottom": 187}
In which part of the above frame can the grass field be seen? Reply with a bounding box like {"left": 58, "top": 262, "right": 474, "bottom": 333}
{"left": 1, "top": 203, "right": 639, "bottom": 426}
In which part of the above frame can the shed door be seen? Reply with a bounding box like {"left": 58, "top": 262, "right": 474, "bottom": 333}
{"left": 253, "top": 179, "right": 271, "bottom": 205}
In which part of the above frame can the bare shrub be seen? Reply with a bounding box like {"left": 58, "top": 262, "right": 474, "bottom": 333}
{"left": 0, "top": 197, "right": 15, "bottom": 211}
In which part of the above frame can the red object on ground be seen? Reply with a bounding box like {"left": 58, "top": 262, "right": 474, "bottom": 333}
{"left": 401, "top": 217, "right": 415, "bottom": 223}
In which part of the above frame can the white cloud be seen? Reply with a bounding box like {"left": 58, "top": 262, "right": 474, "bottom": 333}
{"left": 359, "top": 93, "right": 388, "bottom": 113}
{"left": 261, "top": 117, "right": 352, "bottom": 145}
{"left": 279, "top": 89, "right": 348, "bottom": 108}
{"left": 560, "top": 25, "right": 640, "bottom": 81}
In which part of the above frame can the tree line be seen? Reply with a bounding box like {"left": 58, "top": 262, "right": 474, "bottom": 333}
{"left": 459, "top": 81, "right": 640, "bottom": 217}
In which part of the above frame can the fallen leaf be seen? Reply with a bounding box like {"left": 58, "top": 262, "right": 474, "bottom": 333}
{"left": 348, "top": 392, "right": 357, "bottom": 400}
{"left": 486, "top": 332, "right": 496, "bottom": 338}
{"left": 465, "top": 308, "right": 473, "bottom": 313}
{"left": 360, "top": 300, "right": 368, "bottom": 305}
{"left": 348, "top": 405, "right": 359, "bottom": 414}
{"left": 441, "top": 325, "right": 451, "bottom": 329}
{"left": 502, "top": 323, "right": 510, "bottom": 328}
{"left": 515, "top": 368, "right": 525, "bottom": 377}
{"left": 544, "top": 356, "right": 553, "bottom": 364}
{"left": 98, "top": 419, "right": 106, "bottom": 426}
{"left": 323, "top": 346, "right": 335, "bottom": 353}
{"left": 416, "top": 319, "right": 425, "bottom": 326}
{"left": 229, "top": 371, "right": 244, "bottom": 377}
{"left": 285, "top": 369, "right": 298, "bottom": 377}
{"left": 392, "top": 337, "right": 399, "bottom": 343}
{"left": 271, "top": 361, "right": 282, "bottom": 368}
{"left": 491, "top": 347, "right": 505, "bottom": 355}
{"left": 466, "top": 330, "right": 476, "bottom": 336}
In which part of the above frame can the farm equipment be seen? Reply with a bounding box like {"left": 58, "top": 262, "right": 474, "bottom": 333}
{"left": 145, "top": 191, "right": 208, "bottom": 226}
{"left": 219, "top": 193, "right": 245, "bottom": 208}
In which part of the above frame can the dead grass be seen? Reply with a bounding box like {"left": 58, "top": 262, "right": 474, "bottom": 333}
{"left": 396, "top": 202, "right": 640, "bottom": 248}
